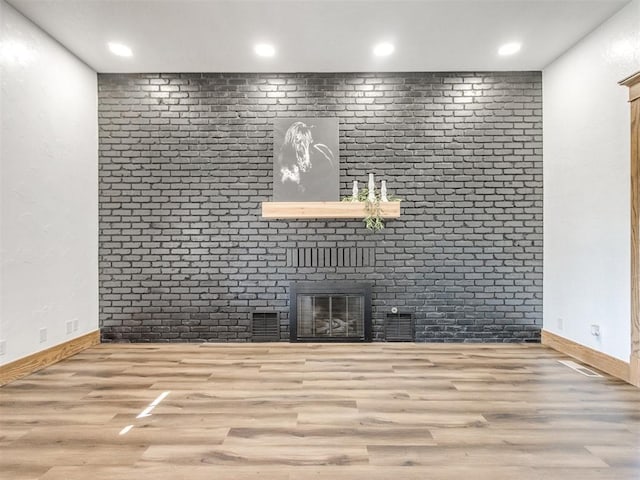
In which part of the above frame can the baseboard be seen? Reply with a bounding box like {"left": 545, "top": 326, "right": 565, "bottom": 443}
{"left": 0, "top": 330, "right": 100, "bottom": 386}
{"left": 541, "top": 330, "right": 631, "bottom": 384}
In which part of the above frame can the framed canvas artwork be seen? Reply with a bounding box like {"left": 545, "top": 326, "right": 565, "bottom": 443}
{"left": 273, "top": 118, "right": 339, "bottom": 201}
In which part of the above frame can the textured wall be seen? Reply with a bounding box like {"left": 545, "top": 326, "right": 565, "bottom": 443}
{"left": 543, "top": 0, "right": 638, "bottom": 361}
{"left": 98, "top": 72, "right": 542, "bottom": 343}
{"left": 1, "top": 1, "right": 98, "bottom": 365}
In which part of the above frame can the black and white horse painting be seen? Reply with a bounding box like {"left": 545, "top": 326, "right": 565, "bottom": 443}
{"left": 273, "top": 118, "right": 339, "bottom": 201}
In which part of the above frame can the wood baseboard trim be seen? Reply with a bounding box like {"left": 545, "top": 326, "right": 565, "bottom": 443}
{"left": 0, "top": 330, "right": 100, "bottom": 386}
{"left": 541, "top": 330, "right": 631, "bottom": 384}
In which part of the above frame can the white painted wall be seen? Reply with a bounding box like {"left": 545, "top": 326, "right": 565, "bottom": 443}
{"left": 0, "top": 0, "right": 98, "bottom": 365}
{"left": 543, "top": 0, "right": 640, "bottom": 361}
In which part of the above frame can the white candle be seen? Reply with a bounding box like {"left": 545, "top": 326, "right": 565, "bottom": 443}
{"left": 380, "top": 180, "right": 388, "bottom": 202}
{"left": 367, "top": 173, "right": 376, "bottom": 202}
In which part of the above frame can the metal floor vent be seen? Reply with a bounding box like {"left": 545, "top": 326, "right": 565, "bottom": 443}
{"left": 251, "top": 312, "right": 280, "bottom": 342}
{"left": 385, "top": 313, "right": 414, "bottom": 341}
{"left": 558, "top": 360, "right": 602, "bottom": 378}
{"left": 287, "top": 247, "right": 375, "bottom": 268}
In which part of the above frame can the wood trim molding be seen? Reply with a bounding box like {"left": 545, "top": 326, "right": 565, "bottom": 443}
{"left": 631, "top": 94, "right": 640, "bottom": 387}
{"left": 0, "top": 330, "right": 100, "bottom": 386}
{"left": 541, "top": 330, "right": 631, "bottom": 384}
{"left": 621, "top": 72, "right": 640, "bottom": 387}
{"left": 620, "top": 71, "right": 640, "bottom": 102}
{"left": 632, "top": 357, "right": 640, "bottom": 388}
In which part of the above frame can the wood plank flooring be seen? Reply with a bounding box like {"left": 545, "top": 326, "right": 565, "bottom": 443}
{"left": 0, "top": 343, "right": 639, "bottom": 480}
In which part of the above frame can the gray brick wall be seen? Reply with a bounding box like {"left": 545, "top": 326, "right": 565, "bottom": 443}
{"left": 98, "top": 72, "right": 542, "bottom": 343}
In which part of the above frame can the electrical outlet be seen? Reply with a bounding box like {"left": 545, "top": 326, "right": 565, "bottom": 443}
{"left": 66, "top": 321, "right": 73, "bottom": 335}
{"left": 557, "top": 317, "right": 563, "bottom": 330}
{"left": 0, "top": 340, "right": 6, "bottom": 356}
{"left": 73, "top": 319, "right": 79, "bottom": 332}
{"left": 39, "top": 327, "right": 47, "bottom": 343}
{"left": 590, "top": 324, "right": 601, "bottom": 336}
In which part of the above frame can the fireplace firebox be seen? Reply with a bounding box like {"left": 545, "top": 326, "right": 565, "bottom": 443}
{"left": 289, "top": 282, "right": 372, "bottom": 342}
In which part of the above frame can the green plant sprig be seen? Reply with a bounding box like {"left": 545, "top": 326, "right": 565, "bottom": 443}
{"left": 341, "top": 187, "right": 401, "bottom": 232}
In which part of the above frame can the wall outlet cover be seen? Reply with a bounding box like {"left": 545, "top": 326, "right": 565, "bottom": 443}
{"left": 73, "top": 319, "right": 79, "bottom": 331}
{"left": 39, "top": 327, "right": 47, "bottom": 343}
{"left": 590, "top": 324, "right": 601, "bottom": 336}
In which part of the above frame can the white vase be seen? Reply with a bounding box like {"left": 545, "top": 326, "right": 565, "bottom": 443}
{"left": 367, "top": 173, "right": 376, "bottom": 202}
{"left": 380, "top": 180, "right": 388, "bottom": 202}
{"left": 352, "top": 180, "right": 359, "bottom": 201}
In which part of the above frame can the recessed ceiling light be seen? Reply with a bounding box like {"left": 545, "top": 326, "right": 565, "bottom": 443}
{"left": 498, "top": 42, "right": 521, "bottom": 56}
{"left": 254, "top": 43, "right": 275, "bottom": 57}
{"left": 108, "top": 42, "right": 133, "bottom": 57}
{"left": 373, "top": 42, "right": 394, "bottom": 57}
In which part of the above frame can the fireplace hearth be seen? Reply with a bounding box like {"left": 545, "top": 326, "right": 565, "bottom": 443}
{"left": 289, "top": 282, "right": 372, "bottom": 342}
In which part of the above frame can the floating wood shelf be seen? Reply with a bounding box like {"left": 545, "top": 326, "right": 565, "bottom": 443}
{"left": 261, "top": 201, "right": 401, "bottom": 219}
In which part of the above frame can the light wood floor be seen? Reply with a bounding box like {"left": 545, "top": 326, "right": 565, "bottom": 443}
{"left": 1, "top": 343, "right": 639, "bottom": 480}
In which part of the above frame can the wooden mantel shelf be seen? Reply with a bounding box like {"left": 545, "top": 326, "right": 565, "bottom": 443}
{"left": 261, "top": 201, "right": 401, "bottom": 219}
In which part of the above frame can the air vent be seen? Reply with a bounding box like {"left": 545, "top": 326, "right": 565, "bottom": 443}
{"left": 385, "top": 313, "right": 414, "bottom": 341}
{"left": 251, "top": 312, "right": 279, "bottom": 342}
{"left": 286, "top": 247, "right": 375, "bottom": 268}
{"left": 558, "top": 360, "right": 602, "bottom": 378}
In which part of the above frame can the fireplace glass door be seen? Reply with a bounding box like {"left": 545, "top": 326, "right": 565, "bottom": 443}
{"left": 290, "top": 282, "right": 372, "bottom": 342}
{"left": 297, "top": 295, "right": 364, "bottom": 339}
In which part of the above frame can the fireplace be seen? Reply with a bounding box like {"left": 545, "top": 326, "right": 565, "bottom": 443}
{"left": 289, "top": 282, "right": 372, "bottom": 342}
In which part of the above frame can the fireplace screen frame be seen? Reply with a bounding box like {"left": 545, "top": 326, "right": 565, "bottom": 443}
{"left": 289, "top": 282, "right": 372, "bottom": 342}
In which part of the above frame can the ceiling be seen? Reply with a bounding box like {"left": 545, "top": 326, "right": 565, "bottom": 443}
{"left": 7, "top": 0, "right": 631, "bottom": 73}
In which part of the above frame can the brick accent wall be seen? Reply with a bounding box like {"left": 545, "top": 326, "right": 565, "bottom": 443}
{"left": 98, "top": 72, "right": 542, "bottom": 343}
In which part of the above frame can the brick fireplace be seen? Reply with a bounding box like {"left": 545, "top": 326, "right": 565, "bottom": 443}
{"left": 98, "top": 72, "right": 543, "bottom": 343}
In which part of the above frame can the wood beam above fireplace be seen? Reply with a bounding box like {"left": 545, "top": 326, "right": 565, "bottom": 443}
{"left": 261, "top": 201, "right": 401, "bottom": 219}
